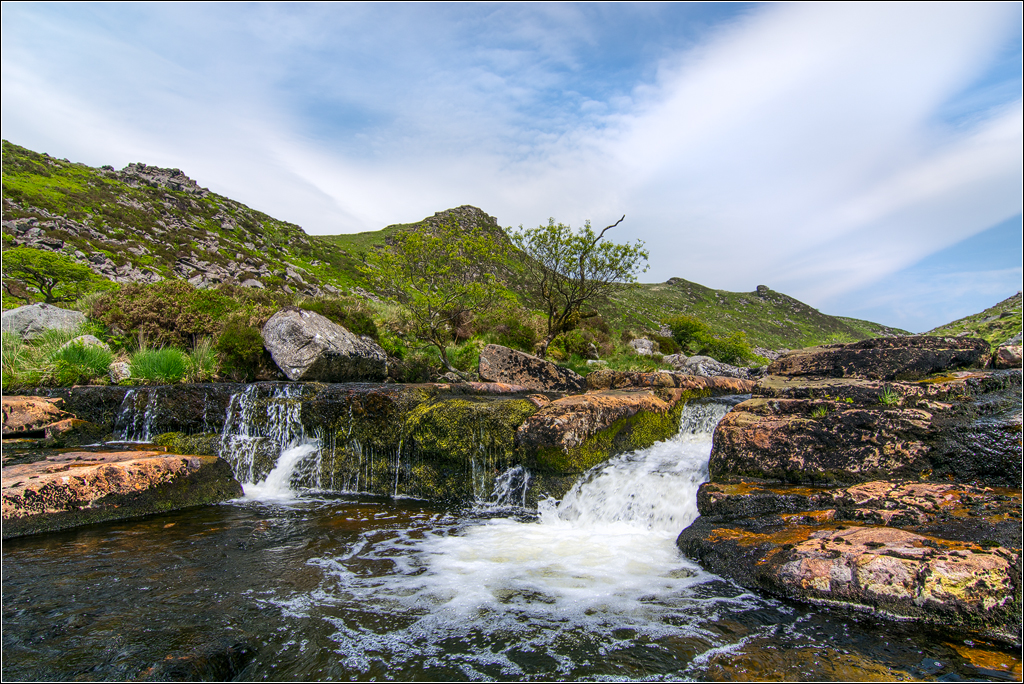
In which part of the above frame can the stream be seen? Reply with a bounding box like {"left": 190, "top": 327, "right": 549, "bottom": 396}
{"left": 2, "top": 398, "right": 1019, "bottom": 681}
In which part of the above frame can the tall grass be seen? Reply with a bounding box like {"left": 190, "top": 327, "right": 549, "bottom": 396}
{"left": 1, "top": 328, "right": 113, "bottom": 388}
{"left": 130, "top": 347, "right": 188, "bottom": 384}
{"left": 185, "top": 337, "right": 218, "bottom": 382}
{"left": 48, "top": 340, "right": 114, "bottom": 386}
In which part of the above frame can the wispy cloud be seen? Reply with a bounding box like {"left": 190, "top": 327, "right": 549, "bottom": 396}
{"left": 1, "top": 2, "right": 1020, "bottom": 330}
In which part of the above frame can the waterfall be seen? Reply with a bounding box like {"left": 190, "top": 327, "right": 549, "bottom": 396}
{"left": 219, "top": 384, "right": 322, "bottom": 500}
{"left": 114, "top": 388, "right": 160, "bottom": 442}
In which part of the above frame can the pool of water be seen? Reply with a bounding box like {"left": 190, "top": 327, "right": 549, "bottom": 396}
{"left": 2, "top": 403, "right": 1019, "bottom": 681}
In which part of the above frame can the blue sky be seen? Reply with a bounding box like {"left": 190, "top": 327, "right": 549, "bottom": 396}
{"left": 2, "top": 2, "right": 1021, "bottom": 333}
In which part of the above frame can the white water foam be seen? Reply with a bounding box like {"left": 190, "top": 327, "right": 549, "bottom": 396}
{"left": 243, "top": 441, "right": 321, "bottom": 502}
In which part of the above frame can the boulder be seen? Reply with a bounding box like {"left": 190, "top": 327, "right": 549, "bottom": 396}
{"left": 262, "top": 308, "right": 388, "bottom": 382}
{"left": 109, "top": 361, "right": 131, "bottom": 384}
{"left": 1, "top": 303, "right": 85, "bottom": 339}
{"left": 2, "top": 449, "right": 242, "bottom": 538}
{"left": 60, "top": 334, "right": 110, "bottom": 352}
{"left": 995, "top": 345, "right": 1022, "bottom": 369}
{"left": 662, "top": 353, "right": 688, "bottom": 369}
{"left": 629, "top": 337, "right": 657, "bottom": 356}
{"left": 768, "top": 335, "right": 990, "bottom": 381}
{"left": 478, "top": 344, "right": 585, "bottom": 393}
{"left": 679, "top": 355, "right": 750, "bottom": 379}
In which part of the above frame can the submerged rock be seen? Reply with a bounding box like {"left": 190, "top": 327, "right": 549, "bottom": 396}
{"left": 478, "top": 344, "right": 585, "bottom": 393}
{"left": 262, "top": 308, "right": 388, "bottom": 382}
{"left": 1, "top": 449, "right": 242, "bottom": 539}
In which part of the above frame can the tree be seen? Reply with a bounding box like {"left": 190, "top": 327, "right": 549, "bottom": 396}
{"left": 511, "top": 216, "right": 648, "bottom": 357}
{"left": 2, "top": 247, "right": 96, "bottom": 304}
{"left": 362, "top": 221, "right": 514, "bottom": 375}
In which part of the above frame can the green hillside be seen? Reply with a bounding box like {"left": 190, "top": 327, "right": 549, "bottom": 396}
{"left": 926, "top": 292, "right": 1022, "bottom": 346}
{"left": 2, "top": 140, "right": 908, "bottom": 353}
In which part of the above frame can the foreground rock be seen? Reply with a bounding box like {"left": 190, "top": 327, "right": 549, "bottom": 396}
{"left": 1, "top": 395, "right": 107, "bottom": 444}
{"left": 478, "top": 344, "right": 586, "bottom": 393}
{"left": 262, "top": 308, "right": 388, "bottom": 382}
{"left": 677, "top": 335, "right": 1022, "bottom": 645}
{"left": 2, "top": 449, "right": 242, "bottom": 539}
{"left": 1, "top": 303, "right": 86, "bottom": 339}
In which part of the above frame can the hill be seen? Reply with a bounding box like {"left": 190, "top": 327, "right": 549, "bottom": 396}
{"left": 926, "top": 292, "right": 1022, "bottom": 346}
{"left": 2, "top": 140, "right": 907, "bottom": 351}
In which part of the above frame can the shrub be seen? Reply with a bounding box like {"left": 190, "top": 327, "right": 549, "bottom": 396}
{"left": 216, "top": 320, "right": 266, "bottom": 381}
{"left": 698, "top": 331, "right": 754, "bottom": 365}
{"left": 666, "top": 315, "right": 712, "bottom": 349}
{"left": 130, "top": 347, "right": 187, "bottom": 384}
{"left": 650, "top": 333, "right": 680, "bottom": 355}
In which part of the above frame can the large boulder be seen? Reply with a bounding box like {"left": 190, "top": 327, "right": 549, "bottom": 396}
{"left": 995, "top": 344, "right": 1022, "bottom": 369}
{"left": 478, "top": 344, "right": 585, "bottom": 393}
{"left": 1, "top": 303, "right": 85, "bottom": 339}
{"left": 678, "top": 355, "right": 750, "bottom": 379}
{"left": 262, "top": 308, "right": 388, "bottom": 382}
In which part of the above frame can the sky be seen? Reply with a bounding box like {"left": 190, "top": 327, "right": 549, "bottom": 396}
{"left": 2, "top": 2, "right": 1021, "bottom": 333}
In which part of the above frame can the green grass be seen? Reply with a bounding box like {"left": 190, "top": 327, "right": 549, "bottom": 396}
{"left": 926, "top": 292, "right": 1022, "bottom": 346}
{"left": 130, "top": 347, "right": 188, "bottom": 384}
{"left": 1, "top": 327, "right": 111, "bottom": 388}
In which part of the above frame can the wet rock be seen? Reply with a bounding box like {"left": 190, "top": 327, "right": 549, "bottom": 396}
{"left": 262, "top": 308, "right": 388, "bottom": 382}
{"left": 995, "top": 345, "right": 1022, "bottom": 369}
{"left": 478, "top": 344, "right": 585, "bottom": 393}
{"left": 677, "top": 519, "right": 1021, "bottom": 645}
{"left": 1, "top": 450, "right": 242, "bottom": 538}
{"left": 1, "top": 303, "right": 86, "bottom": 339}
{"left": 2, "top": 396, "right": 69, "bottom": 437}
{"left": 516, "top": 390, "right": 683, "bottom": 476}
{"left": 769, "top": 335, "right": 990, "bottom": 381}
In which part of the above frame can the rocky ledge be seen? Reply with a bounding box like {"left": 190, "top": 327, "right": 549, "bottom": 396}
{"left": 677, "top": 336, "right": 1022, "bottom": 645}
{"left": 2, "top": 448, "right": 242, "bottom": 539}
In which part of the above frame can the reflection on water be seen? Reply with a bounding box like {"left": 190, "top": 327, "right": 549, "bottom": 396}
{"left": 2, "top": 399, "right": 1020, "bottom": 681}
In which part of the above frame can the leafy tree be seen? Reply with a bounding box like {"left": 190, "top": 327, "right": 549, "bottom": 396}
{"left": 362, "top": 221, "right": 514, "bottom": 375}
{"left": 511, "top": 216, "right": 648, "bottom": 357}
{"left": 2, "top": 247, "right": 96, "bottom": 304}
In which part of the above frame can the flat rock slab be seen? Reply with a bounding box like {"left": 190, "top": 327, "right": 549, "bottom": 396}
{"left": 677, "top": 519, "right": 1021, "bottom": 645}
{"left": 2, "top": 449, "right": 242, "bottom": 539}
{"left": 2, "top": 395, "right": 69, "bottom": 436}
{"left": 586, "top": 370, "right": 755, "bottom": 394}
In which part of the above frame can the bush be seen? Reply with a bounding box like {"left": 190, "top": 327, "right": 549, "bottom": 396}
{"left": 698, "top": 331, "right": 755, "bottom": 365}
{"left": 216, "top": 319, "right": 266, "bottom": 381}
{"left": 666, "top": 315, "right": 711, "bottom": 349}
{"left": 130, "top": 347, "right": 187, "bottom": 384}
{"left": 650, "top": 333, "right": 680, "bottom": 355}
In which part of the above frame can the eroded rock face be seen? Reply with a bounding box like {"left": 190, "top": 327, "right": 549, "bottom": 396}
{"left": 677, "top": 335, "right": 1022, "bottom": 645}
{"left": 1, "top": 450, "right": 242, "bottom": 538}
{"left": 677, "top": 519, "right": 1020, "bottom": 644}
{"left": 679, "top": 355, "right": 751, "bottom": 379}
{"left": 262, "top": 308, "right": 388, "bottom": 382}
{"left": 478, "top": 344, "right": 585, "bottom": 393}
{"left": 585, "top": 369, "right": 755, "bottom": 394}
{"left": 769, "top": 335, "right": 990, "bottom": 381}
{"left": 1, "top": 303, "right": 86, "bottom": 339}
{"left": 1, "top": 395, "right": 107, "bottom": 444}
{"left": 995, "top": 345, "right": 1022, "bottom": 369}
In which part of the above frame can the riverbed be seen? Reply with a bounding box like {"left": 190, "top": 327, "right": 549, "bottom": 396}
{"left": 2, "top": 401, "right": 1019, "bottom": 681}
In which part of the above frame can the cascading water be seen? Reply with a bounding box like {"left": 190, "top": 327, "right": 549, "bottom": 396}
{"left": 219, "top": 384, "right": 322, "bottom": 500}
{"left": 114, "top": 388, "right": 161, "bottom": 442}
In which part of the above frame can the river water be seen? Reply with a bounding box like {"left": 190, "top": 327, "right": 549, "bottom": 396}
{"left": 2, "top": 399, "right": 1019, "bottom": 681}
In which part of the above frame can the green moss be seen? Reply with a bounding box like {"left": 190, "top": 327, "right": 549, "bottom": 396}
{"left": 532, "top": 397, "right": 690, "bottom": 474}
{"left": 404, "top": 398, "right": 537, "bottom": 462}
{"left": 152, "top": 431, "right": 222, "bottom": 456}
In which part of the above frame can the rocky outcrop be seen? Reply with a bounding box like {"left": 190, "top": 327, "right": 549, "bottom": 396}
{"left": 262, "top": 308, "right": 388, "bottom": 382}
{"left": 478, "top": 344, "right": 586, "bottom": 393}
{"left": 677, "top": 335, "right": 1022, "bottom": 645}
{"left": 769, "top": 335, "right": 990, "bottom": 380}
{"left": 1, "top": 449, "right": 242, "bottom": 538}
{"left": 629, "top": 338, "right": 657, "bottom": 356}
{"left": 678, "top": 355, "right": 752, "bottom": 379}
{"left": 1, "top": 303, "right": 86, "bottom": 339}
{"left": 995, "top": 345, "right": 1022, "bottom": 369}
{"left": 1, "top": 395, "right": 106, "bottom": 444}
{"left": 585, "top": 369, "right": 755, "bottom": 394}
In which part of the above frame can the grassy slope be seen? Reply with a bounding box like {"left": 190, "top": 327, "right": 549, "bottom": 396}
{"left": 3, "top": 140, "right": 907, "bottom": 350}
{"left": 926, "top": 292, "right": 1022, "bottom": 346}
